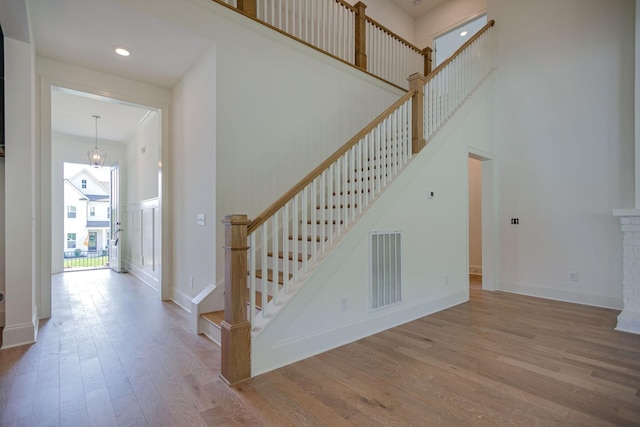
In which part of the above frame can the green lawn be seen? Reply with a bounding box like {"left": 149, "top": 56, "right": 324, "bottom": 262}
{"left": 64, "top": 255, "right": 109, "bottom": 269}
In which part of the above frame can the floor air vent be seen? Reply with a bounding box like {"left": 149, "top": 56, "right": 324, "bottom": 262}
{"left": 369, "top": 230, "right": 402, "bottom": 311}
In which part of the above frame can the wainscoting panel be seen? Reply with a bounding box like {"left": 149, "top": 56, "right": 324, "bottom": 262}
{"left": 126, "top": 198, "right": 160, "bottom": 291}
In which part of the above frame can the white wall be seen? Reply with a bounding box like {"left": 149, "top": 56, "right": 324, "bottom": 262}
{"left": 345, "top": 0, "right": 417, "bottom": 45}
{"left": 125, "top": 111, "right": 162, "bottom": 290}
{"left": 489, "top": 0, "right": 634, "bottom": 308}
{"left": 416, "top": 0, "right": 487, "bottom": 48}
{"left": 468, "top": 157, "right": 482, "bottom": 274}
{"left": 171, "top": 44, "right": 216, "bottom": 309}
{"left": 212, "top": 5, "right": 406, "bottom": 289}
{"left": 0, "top": 160, "right": 4, "bottom": 326}
{"left": 2, "top": 35, "right": 38, "bottom": 348}
{"left": 254, "top": 73, "right": 495, "bottom": 375}
{"left": 126, "top": 112, "right": 161, "bottom": 203}
{"left": 51, "top": 133, "right": 126, "bottom": 273}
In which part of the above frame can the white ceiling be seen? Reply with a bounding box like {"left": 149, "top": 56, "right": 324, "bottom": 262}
{"left": 27, "top": 0, "right": 448, "bottom": 142}
{"left": 51, "top": 89, "right": 153, "bottom": 144}
{"left": 28, "top": 0, "right": 212, "bottom": 142}
{"left": 388, "top": 0, "right": 449, "bottom": 17}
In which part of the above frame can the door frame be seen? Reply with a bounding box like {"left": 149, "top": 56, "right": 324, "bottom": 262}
{"left": 39, "top": 71, "right": 172, "bottom": 319}
{"left": 468, "top": 150, "right": 497, "bottom": 292}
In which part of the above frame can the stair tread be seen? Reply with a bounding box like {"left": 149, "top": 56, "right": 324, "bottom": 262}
{"left": 255, "top": 269, "right": 292, "bottom": 284}
{"left": 305, "top": 219, "right": 344, "bottom": 225}
{"left": 316, "top": 203, "right": 358, "bottom": 209}
{"left": 288, "top": 235, "right": 328, "bottom": 242}
{"left": 201, "top": 310, "right": 225, "bottom": 327}
{"left": 267, "top": 251, "right": 311, "bottom": 262}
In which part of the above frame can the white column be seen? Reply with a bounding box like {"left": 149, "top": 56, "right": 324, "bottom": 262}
{"left": 613, "top": 210, "right": 640, "bottom": 334}
{"left": 2, "top": 36, "right": 38, "bottom": 348}
{"left": 636, "top": 0, "right": 640, "bottom": 208}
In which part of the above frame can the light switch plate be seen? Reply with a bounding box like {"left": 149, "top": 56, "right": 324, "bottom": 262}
{"left": 197, "top": 213, "right": 205, "bottom": 226}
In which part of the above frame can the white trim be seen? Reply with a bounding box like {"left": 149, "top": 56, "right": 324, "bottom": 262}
{"left": 1, "top": 318, "right": 38, "bottom": 349}
{"left": 126, "top": 262, "right": 160, "bottom": 292}
{"left": 469, "top": 265, "right": 482, "bottom": 275}
{"left": 171, "top": 288, "right": 193, "bottom": 313}
{"left": 616, "top": 310, "right": 640, "bottom": 335}
{"left": 497, "top": 281, "right": 623, "bottom": 310}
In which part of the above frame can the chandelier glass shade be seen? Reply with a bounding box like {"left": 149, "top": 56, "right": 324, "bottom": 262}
{"left": 88, "top": 115, "right": 106, "bottom": 168}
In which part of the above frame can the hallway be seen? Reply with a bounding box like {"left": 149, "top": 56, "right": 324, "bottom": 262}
{"left": 1, "top": 271, "right": 639, "bottom": 426}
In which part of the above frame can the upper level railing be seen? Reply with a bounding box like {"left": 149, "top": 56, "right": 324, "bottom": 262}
{"left": 220, "top": 19, "right": 496, "bottom": 385}
{"left": 212, "top": 0, "right": 432, "bottom": 90}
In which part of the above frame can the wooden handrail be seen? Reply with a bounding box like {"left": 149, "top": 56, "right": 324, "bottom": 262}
{"left": 248, "top": 89, "right": 416, "bottom": 234}
{"left": 334, "top": 0, "right": 357, "bottom": 13}
{"left": 425, "top": 20, "right": 495, "bottom": 83}
{"left": 365, "top": 16, "right": 425, "bottom": 56}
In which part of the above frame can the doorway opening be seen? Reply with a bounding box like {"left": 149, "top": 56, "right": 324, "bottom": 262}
{"left": 468, "top": 157, "right": 482, "bottom": 289}
{"left": 434, "top": 14, "right": 487, "bottom": 67}
{"left": 468, "top": 153, "right": 496, "bottom": 291}
{"left": 62, "top": 162, "right": 111, "bottom": 271}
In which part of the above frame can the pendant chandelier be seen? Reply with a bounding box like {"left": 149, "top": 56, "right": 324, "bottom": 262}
{"left": 88, "top": 115, "right": 106, "bottom": 168}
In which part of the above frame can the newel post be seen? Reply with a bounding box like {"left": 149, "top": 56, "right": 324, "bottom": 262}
{"left": 237, "top": 0, "right": 257, "bottom": 18}
{"left": 408, "top": 73, "right": 427, "bottom": 154}
{"left": 422, "top": 47, "right": 433, "bottom": 76}
{"left": 220, "top": 214, "right": 251, "bottom": 386}
{"left": 354, "top": 2, "right": 367, "bottom": 70}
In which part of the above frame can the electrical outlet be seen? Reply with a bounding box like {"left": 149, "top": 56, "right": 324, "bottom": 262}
{"left": 569, "top": 271, "right": 578, "bottom": 282}
{"left": 340, "top": 297, "right": 348, "bottom": 311}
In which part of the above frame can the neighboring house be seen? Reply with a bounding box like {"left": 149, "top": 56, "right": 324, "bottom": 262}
{"left": 63, "top": 170, "right": 110, "bottom": 256}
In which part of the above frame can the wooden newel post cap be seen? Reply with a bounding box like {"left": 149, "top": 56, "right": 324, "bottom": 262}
{"left": 222, "top": 214, "right": 251, "bottom": 226}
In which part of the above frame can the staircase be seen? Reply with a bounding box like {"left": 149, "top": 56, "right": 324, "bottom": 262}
{"left": 197, "top": 9, "right": 495, "bottom": 383}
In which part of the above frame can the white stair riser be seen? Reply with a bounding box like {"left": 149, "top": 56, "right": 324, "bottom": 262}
{"left": 199, "top": 317, "right": 221, "bottom": 345}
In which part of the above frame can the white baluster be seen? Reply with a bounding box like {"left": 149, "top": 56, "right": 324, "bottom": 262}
{"left": 272, "top": 212, "right": 279, "bottom": 305}
{"left": 249, "top": 232, "right": 256, "bottom": 327}
{"left": 328, "top": 163, "right": 334, "bottom": 244}
{"left": 320, "top": 170, "right": 327, "bottom": 251}
{"left": 311, "top": 178, "right": 318, "bottom": 261}
{"left": 282, "top": 203, "right": 289, "bottom": 295}
{"left": 261, "top": 224, "right": 268, "bottom": 316}
{"left": 292, "top": 193, "right": 299, "bottom": 283}
{"left": 301, "top": 187, "right": 308, "bottom": 272}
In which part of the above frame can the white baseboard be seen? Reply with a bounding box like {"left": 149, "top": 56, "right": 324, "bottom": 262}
{"left": 1, "top": 318, "right": 37, "bottom": 349}
{"left": 172, "top": 288, "right": 192, "bottom": 313}
{"left": 469, "top": 265, "right": 482, "bottom": 275}
{"left": 616, "top": 310, "right": 640, "bottom": 335}
{"left": 253, "top": 289, "right": 467, "bottom": 377}
{"left": 126, "top": 261, "right": 160, "bottom": 292}
{"left": 497, "top": 281, "right": 622, "bottom": 310}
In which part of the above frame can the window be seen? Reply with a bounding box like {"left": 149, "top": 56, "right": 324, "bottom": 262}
{"left": 81, "top": 179, "right": 87, "bottom": 189}
{"left": 107, "top": 206, "right": 110, "bottom": 219}
{"left": 90, "top": 206, "right": 96, "bottom": 217}
{"left": 67, "top": 233, "right": 76, "bottom": 249}
{"left": 67, "top": 205, "right": 76, "bottom": 218}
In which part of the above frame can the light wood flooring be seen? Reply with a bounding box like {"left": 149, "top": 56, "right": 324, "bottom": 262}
{"left": 1, "top": 271, "right": 639, "bottom": 426}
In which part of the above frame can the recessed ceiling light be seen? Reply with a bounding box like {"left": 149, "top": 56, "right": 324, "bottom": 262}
{"left": 114, "top": 47, "right": 130, "bottom": 57}
{"left": 460, "top": 30, "right": 468, "bottom": 37}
